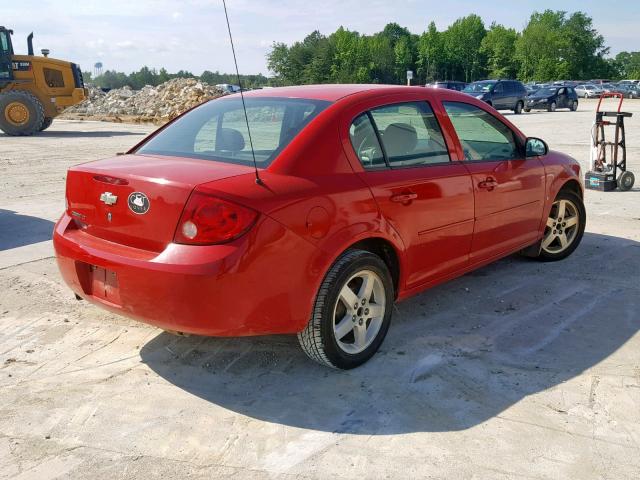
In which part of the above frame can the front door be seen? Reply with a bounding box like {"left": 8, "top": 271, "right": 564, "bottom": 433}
{"left": 442, "top": 101, "right": 546, "bottom": 263}
{"left": 347, "top": 101, "right": 474, "bottom": 289}
{"left": 0, "top": 30, "right": 13, "bottom": 83}
{"left": 556, "top": 87, "right": 568, "bottom": 108}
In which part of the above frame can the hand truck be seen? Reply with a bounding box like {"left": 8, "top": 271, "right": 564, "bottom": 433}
{"left": 586, "top": 93, "right": 635, "bottom": 191}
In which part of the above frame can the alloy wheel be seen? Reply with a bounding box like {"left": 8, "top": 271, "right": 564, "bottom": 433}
{"left": 542, "top": 199, "right": 580, "bottom": 254}
{"left": 333, "top": 270, "right": 386, "bottom": 354}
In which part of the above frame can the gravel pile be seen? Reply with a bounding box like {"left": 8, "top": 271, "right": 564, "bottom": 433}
{"left": 63, "top": 78, "right": 224, "bottom": 122}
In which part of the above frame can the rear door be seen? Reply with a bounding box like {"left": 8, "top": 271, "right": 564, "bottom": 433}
{"left": 441, "top": 101, "right": 545, "bottom": 262}
{"left": 344, "top": 99, "right": 474, "bottom": 289}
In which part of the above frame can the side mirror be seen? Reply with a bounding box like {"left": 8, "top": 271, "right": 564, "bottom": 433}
{"left": 526, "top": 137, "right": 548, "bottom": 157}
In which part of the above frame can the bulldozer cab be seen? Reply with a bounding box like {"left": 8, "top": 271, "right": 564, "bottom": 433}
{"left": 0, "top": 27, "right": 14, "bottom": 84}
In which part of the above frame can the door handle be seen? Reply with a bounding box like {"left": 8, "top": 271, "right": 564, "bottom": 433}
{"left": 478, "top": 177, "right": 498, "bottom": 191}
{"left": 390, "top": 192, "right": 418, "bottom": 203}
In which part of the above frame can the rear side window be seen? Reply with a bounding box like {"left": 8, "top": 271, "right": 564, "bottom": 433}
{"left": 137, "top": 97, "right": 330, "bottom": 167}
{"left": 443, "top": 102, "right": 519, "bottom": 161}
{"left": 349, "top": 101, "right": 449, "bottom": 169}
{"left": 349, "top": 114, "right": 385, "bottom": 168}
{"left": 44, "top": 68, "right": 65, "bottom": 88}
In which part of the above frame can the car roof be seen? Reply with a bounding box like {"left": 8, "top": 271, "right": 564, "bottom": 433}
{"left": 239, "top": 84, "right": 413, "bottom": 102}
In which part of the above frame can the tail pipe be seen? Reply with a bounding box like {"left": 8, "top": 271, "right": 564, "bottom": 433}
{"left": 27, "top": 32, "right": 34, "bottom": 56}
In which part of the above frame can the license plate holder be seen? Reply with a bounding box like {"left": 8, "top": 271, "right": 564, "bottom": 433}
{"left": 90, "top": 265, "right": 121, "bottom": 304}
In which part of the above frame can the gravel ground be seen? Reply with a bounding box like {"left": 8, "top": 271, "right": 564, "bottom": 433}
{"left": 0, "top": 99, "right": 639, "bottom": 479}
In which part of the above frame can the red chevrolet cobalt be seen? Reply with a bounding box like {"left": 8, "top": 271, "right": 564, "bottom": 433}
{"left": 54, "top": 85, "right": 585, "bottom": 369}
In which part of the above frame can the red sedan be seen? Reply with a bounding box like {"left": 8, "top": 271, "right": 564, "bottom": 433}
{"left": 54, "top": 85, "right": 586, "bottom": 369}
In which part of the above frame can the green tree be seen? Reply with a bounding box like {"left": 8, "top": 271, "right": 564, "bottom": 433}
{"left": 480, "top": 23, "right": 519, "bottom": 79}
{"left": 443, "top": 15, "right": 487, "bottom": 82}
{"left": 417, "top": 21, "right": 446, "bottom": 83}
{"left": 614, "top": 51, "right": 640, "bottom": 79}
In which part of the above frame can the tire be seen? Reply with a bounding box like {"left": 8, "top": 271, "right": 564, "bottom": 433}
{"left": 584, "top": 93, "right": 589, "bottom": 99}
{"left": 536, "top": 191, "right": 586, "bottom": 262}
{"left": 570, "top": 101, "right": 578, "bottom": 111}
{"left": 297, "top": 249, "right": 394, "bottom": 369}
{"left": 514, "top": 101, "right": 523, "bottom": 114}
{"left": 0, "top": 90, "right": 45, "bottom": 136}
{"left": 524, "top": 108, "right": 531, "bottom": 113}
{"left": 617, "top": 171, "right": 635, "bottom": 191}
{"left": 39, "top": 117, "right": 53, "bottom": 131}
{"left": 548, "top": 101, "right": 557, "bottom": 112}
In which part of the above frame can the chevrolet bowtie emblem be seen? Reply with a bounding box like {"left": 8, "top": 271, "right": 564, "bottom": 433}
{"left": 100, "top": 192, "right": 118, "bottom": 206}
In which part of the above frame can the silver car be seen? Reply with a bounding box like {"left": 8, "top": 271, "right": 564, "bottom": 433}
{"left": 575, "top": 84, "right": 604, "bottom": 98}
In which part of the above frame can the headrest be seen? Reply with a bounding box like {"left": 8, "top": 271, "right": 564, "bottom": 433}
{"left": 216, "top": 128, "right": 245, "bottom": 152}
{"left": 383, "top": 123, "right": 417, "bottom": 154}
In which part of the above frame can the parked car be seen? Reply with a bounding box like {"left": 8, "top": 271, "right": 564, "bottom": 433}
{"left": 53, "top": 84, "right": 585, "bottom": 369}
{"left": 575, "top": 84, "right": 603, "bottom": 98}
{"left": 216, "top": 83, "right": 241, "bottom": 94}
{"left": 613, "top": 83, "right": 640, "bottom": 99}
{"left": 525, "top": 84, "right": 541, "bottom": 95}
{"left": 462, "top": 79, "right": 528, "bottom": 113}
{"left": 428, "top": 80, "right": 467, "bottom": 91}
{"left": 525, "top": 86, "right": 579, "bottom": 112}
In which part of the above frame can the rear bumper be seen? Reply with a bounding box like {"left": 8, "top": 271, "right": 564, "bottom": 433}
{"left": 53, "top": 213, "right": 319, "bottom": 336}
{"left": 56, "top": 88, "right": 87, "bottom": 110}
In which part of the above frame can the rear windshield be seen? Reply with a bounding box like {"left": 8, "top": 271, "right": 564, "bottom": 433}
{"left": 137, "top": 97, "right": 330, "bottom": 167}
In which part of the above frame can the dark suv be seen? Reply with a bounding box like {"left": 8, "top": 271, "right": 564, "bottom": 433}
{"left": 428, "top": 81, "right": 467, "bottom": 91}
{"left": 463, "top": 80, "right": 528, "bottom": 114}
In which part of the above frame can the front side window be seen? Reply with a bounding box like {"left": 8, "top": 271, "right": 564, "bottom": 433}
{"left": 443, "top": 102, "right": 520, "bottom": 161}
{"left": 137, "top": 97, "right": 329, "bottom": 167}
{"left": 0, "top": 32, "right": 9, "bottom": 54}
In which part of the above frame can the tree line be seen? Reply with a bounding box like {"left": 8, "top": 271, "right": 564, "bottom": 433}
{"left": 84, "top": 67, "right": 270, "bottom": 90}
{"left": 267, "top": 10, "right": 637, "bottom": 85}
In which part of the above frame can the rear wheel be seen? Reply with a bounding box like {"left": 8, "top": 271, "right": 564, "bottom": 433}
{"left": 0, "top": 91, "right": 45, "bottom": 136}
{"left": 584, "top": 93, "right": 589, "bottom": 99}
{"left": 617, "top": 171, "right": 635, "bottom": 191}
{"left": 297, "top": 249, "right": 394, "bottom": 369}
{"left": 570, "top": 100, "right": 578, "bottom": 111}
{"left": 514, "top": 101, "right": 523, "bottom": 114}
{"left": 39, "top": 117, "right": 53, "bottom": 131}
{"left": 536, "top": 191, "right": 585, "bottom": 262}
{"left": 524, "top": 108, "right": 531, "bottom": 113}
{"left": 548, "top": 101, "right": 557, "bottom": 112}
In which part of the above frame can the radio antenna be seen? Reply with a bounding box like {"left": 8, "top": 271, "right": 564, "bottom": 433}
{"left": 222, "top": 0, "right": 263, "bottom": 186}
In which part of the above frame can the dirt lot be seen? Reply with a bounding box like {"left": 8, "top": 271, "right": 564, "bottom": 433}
{"left": 1, "top": 99, "right": 639, "bottom": 479}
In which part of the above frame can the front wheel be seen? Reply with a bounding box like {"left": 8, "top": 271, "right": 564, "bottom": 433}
{"left": 617, "top": 171, "right": 635, "bottom": 191}
{"left": 548, "top": 101, "right": 557, "bottom": 112}
{"left": 297, "top": 249, "right": 394, "bottom": 369}
{"left": 570, "top": 101, "right": 578, "bottom": 111}
{"left": 524, "top": 108, "right": 531, "bottom": 113}
{"left": 536, "top": 191, "right": 586, "bottom": 262}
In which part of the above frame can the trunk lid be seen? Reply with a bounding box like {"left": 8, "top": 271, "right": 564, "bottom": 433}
{"left": 66, "top": 154, "right": 254, "bottom": 251}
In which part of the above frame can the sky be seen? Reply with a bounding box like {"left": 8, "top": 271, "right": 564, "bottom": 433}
{"left": 4, "top": 0, "right": 640, "bottom": 76}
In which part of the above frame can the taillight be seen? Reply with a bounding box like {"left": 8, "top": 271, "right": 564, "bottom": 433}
{"left": 174, "top": 191, "right": 258, "bottom": 245}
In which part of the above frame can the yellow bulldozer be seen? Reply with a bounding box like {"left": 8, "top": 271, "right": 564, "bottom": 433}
{"left": 0, "top": 26, "right": 87, "bottom": 136}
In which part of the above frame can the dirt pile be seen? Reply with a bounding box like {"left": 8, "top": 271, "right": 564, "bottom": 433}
{"left": 63, "top": 79, "right": 224, "bottom": 123}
